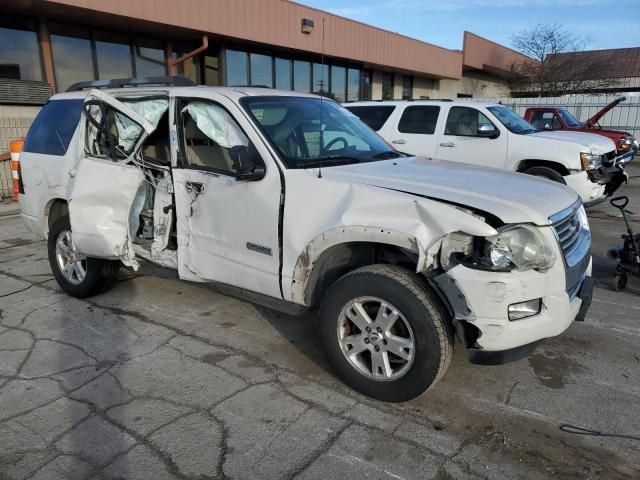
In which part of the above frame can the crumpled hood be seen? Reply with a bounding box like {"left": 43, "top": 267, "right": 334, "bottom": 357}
{"left": 322, "top": 157, "right": 579, "bottom": 226}
{"left": 530, "top": 130, "right": 616, "bottom": 154}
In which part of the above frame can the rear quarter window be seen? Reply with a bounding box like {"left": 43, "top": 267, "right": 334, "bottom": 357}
{"left": 345, "top": 105, "right": 396, "bottom": 131}
{"left": 23, "top": 99, "right": 83, "bottom": 156}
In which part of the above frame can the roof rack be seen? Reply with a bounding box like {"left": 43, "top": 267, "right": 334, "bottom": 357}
{"left": 66, "top": 75, "right": 196, "bottom": 92}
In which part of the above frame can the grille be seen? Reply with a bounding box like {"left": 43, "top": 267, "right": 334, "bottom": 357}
{"left": 553, "top": 208, "right": 583, "bottom": 258}
{"left": 604, "top": 150, "right": 616, "bottom": 164}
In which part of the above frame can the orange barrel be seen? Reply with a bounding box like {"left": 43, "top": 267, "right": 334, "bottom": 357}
{"left": 10, "top": 138, "right": 24, "bottom": 202}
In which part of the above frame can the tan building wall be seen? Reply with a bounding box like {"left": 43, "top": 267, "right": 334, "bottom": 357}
{"left": 413, "top": 76, "right": 439, "bottom": 99}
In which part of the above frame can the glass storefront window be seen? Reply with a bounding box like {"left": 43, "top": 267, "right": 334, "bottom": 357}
{"left": 293, "top": 61, "right": 310, "bottom": 93}
{"left": 95, "top": 31, "right": 132, "bottom": 80}
{"left": 50, "top": 24, "right": 94, "bottom": 92}
{"left": 226, "top": 50, "right": 248, "bottom": 86}
{"left": 275, "top": 58, "right": 291, "bottom": 90}
{"left": 172, "top": 42, "right": 201, "bottom": 84}
{"left": 346, "top": 68, "right": 360, "bottom": 102}
{"left": 0, "top": 17, "right": 42, "bottom": 81}
{"left": 250, "top": 53, "right": 272, "bottom": 88}
{"left": 134, "top": 37, "right": 166, "bottom": 77}
{"left": 330, "top": 66, "right": 346, "bottom": 102}
{"left": 312, "top": 63, "right": 328, "bottom": 95}
{"left": 204, "top": 55, "right": 219, "bottom": 86}
{"left": 360, "top": 70, "right": 372, "bottom": 101}
{"left": 402, "top": 75, "right": 413, "bottom": 100}
{"left": 382, "top": 72, "right": 394, "bottom": 100}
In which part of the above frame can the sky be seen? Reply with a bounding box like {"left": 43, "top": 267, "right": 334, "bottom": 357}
{"left": 302, "top": 0, "right": 640, "bottom": 52}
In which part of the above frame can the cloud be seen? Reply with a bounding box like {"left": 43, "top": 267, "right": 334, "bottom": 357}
{"left": 329, "top": 6, "right": 375, "bottom": 18}
{"left": 388, "top": 0, "right": 605, "bottom": 11}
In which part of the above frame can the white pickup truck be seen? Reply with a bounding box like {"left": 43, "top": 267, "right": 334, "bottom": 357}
{"left": 18, "top": 79, "right": 593, "bottom": 402}
{"left": 345, "top": 100, "right": 626, "bottom": 206}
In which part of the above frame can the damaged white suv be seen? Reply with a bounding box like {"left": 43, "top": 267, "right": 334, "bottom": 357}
{"left": 18, "top": 78, "right": 593, "bottom": 402}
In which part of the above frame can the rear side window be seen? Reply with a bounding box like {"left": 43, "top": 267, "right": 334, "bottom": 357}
{"left": 398, "top": 106, "right": 440, "bottom": 134}
{"left": 23, "top": 99, "right": 83, "bottom": 156}
{"left": 345, "top": 106, "right": 395, "bottom": 131}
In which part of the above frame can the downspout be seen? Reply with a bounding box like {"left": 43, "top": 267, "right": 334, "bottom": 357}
{"left": 168, "top": 35, "right": 209, "bottom": 76}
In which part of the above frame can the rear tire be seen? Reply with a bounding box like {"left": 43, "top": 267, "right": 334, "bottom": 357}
{"left": 613, "top": 273, "right": 627, "bottom": 292}
{"left": 47, "top": 215, "right": 119, "bottom": 298}
{"left": 319, "top": 264, "right": 453, "bottom": 402}
{"left": 523, "top": 166, "right": 566, "bottom": 184}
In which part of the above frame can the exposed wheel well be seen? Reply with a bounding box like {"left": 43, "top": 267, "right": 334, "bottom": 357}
{"left": 45, "top": 199, "right": 69, "bottom": 238}
{"left": 304, "top": 242, "right": 419, "bottom": 307}
{"left": 515, "top": 159, "right": 570, "bottom": 176}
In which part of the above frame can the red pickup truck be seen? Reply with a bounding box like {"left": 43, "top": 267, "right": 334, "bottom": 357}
{"left": 524, "top": 97, "right": 637, "bottom": 162}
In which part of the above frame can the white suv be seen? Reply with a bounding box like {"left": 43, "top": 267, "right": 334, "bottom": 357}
{"left": 18, "top": 78, "right": 593, "bottom": 402}
{"left": 345, "top": 100, "right": 626, "bottom": 206}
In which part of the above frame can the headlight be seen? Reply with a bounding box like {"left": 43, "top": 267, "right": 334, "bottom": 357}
{"left": 485, "top": 226, "right": 556, "bottom": 271}
{"left": 580, "top": 152, "right": 602, "bottom": 170}
{"left": 442, "top": 226, "right": 556, "bottom": 272}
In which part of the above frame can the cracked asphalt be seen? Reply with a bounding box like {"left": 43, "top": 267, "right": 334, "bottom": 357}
{"left": 1, "top": 163, "right": 640, "bottom": 480}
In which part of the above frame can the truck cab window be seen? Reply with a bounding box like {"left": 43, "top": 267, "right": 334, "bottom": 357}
{"left": 530, "top": 111, "right": 561, "bottom": 130}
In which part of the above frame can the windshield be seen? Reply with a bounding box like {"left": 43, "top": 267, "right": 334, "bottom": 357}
{"left": 557, "top": 109, "right": 582, "bottom": 128}
{"left": 487, "top": 106, "right": 537, "bottom": 134}
{"left": 241, "top": 96, "right": 401, "bottom": 168}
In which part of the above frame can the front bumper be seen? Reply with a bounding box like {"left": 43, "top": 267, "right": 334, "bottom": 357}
{"left": 434, "top": 220, "right": 592, "bottom": 357}
{"left": 614, "top": 149, "right": 635, "bottom": 166}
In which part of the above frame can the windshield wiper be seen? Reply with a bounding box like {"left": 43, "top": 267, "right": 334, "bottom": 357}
{"left": 372, "top": 150, "right": 403, "bottom": 159}
{"left": 301, "top": 156, "right": 362, "bottom": 168}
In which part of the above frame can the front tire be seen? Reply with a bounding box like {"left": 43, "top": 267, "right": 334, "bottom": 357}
{"left": 319, "top": 264, "right": 453, "bottom": 402}
{"left": 523, "top": 166, "right": 566, "bottom": 184}
{"left": 47, "top": 215, "right": 119, "bottom": 298}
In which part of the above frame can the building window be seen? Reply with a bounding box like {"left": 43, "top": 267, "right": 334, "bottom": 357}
{"left": 50, "top": 24, "right": 94, "bottom": 92}
{"left": 330, "top": 66, "right": 346, "bottom": 102}
{"left": 312, "top": 63, "right": 328, "bottom": 95}
{"left": 226, "top": 50, "right": 248, "bottom": 86}
{"left": 293, "top": 61, "right": 310, "bottom": 92}
{"left": 134, "top": 37, "right": 166, "bottom": 77}
{"left": 346, "top": 68, "right": 360, "bottom": 102}
{"left": 250, "top": 53, "right": 272, "bottom": 88}
{"left": 0, "top": 17, "right": 43, "bottom": 81}
{"left": 172, "top": 41, "right": 202, "bottom": 84}
{"left": 275, "top": 58, "right": 291, "bottom": 90}
{"left": 94, "top": 31, "right": 132, "bottom": 80}
{"left": 382, "top": 72, "right": 393, "bottom": 100}
{"left": 204, "top": 55, "right": 219, "bottom": 86}
{"left": 360, "top": 70, "right": 372, "bottom": 101}
{"left": 402, "top": 75, "right": 413, "bottom": 100}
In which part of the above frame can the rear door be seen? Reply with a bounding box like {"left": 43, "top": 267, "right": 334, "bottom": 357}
{"left": 435, "top": 105, "right": 508, "bottom": 170}
{"left": 68, "top": 89, "right": 154, "bottom": 269}
{"left": 387, "top": 105, "right": 441, "bottom": 157}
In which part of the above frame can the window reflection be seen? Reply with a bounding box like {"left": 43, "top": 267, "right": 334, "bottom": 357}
{"left": 382, "top": 72, "right": 394, "bottom": 100}
{"left": 250, "top": 53, "right": 272, "bottom": 87}
{"left": 204, "top": 55, "right": 219, "bottom": 86}
{"left": 226, "top": 50, "right": 248, "bottom": 86}
{"left": 50, "top": 24, "right": 94, "bottom": 91}
{"left": 0, "top": 18, "right": 42, "bottom": 81}
{"left": 312, "top": 63, "right": 328, "bottom": 95}
{"left": 95, "top": 31, "right": 132, "bottom": 80}
{"left": 330, "top": 66, "right": 346, "bottom": 102}
{"left": 346, "top": 68, "right": 360, "bottom": 102}
{"left": 173, "top": 42, "right": 201, "bottom": 84}
{"left": 293, "top": 61, "right": 310, "bottom": 93}
{"left": 275, "top": 58, "right": 291, "bottom": 90}
{"left": 134, "top": 37, "right": 166, "bottom": 77}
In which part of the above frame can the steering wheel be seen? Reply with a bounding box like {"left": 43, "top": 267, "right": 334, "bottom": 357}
{"left": 322, "top": 137, "right": 348, "bottom": 155}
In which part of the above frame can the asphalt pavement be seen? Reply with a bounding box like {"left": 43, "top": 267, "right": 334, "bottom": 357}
{"left": 0, "top": 164, "right": 639, "bottom": 479}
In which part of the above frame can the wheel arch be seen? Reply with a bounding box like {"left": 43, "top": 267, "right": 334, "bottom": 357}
{"left": 43, "top": 197, "right": 69, "bottom": 239}
{"left": 515, "top": 159, "right": 570, "bottom": 176}
{"left": 290, "top": 226, "right": 428, "bottom": 307}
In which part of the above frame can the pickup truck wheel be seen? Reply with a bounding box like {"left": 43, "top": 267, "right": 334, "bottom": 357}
{"left": 48, "top": 216, "right": 119, "bottom": 298}
{"left": 319, "top": 264, "right": 453, "bottom": 402}
{"left": 523, "top": 166, "right": 565, "bottom": 184}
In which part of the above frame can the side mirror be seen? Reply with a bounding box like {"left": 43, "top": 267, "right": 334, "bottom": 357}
{"left": 231, "top": 144, "right": 266, "bottom": 181}
{"left": 477, "top": 124, "right": 499, "bottom": 139}
{"left": 544, "top": 123, "right": 553, "bottom": 130}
